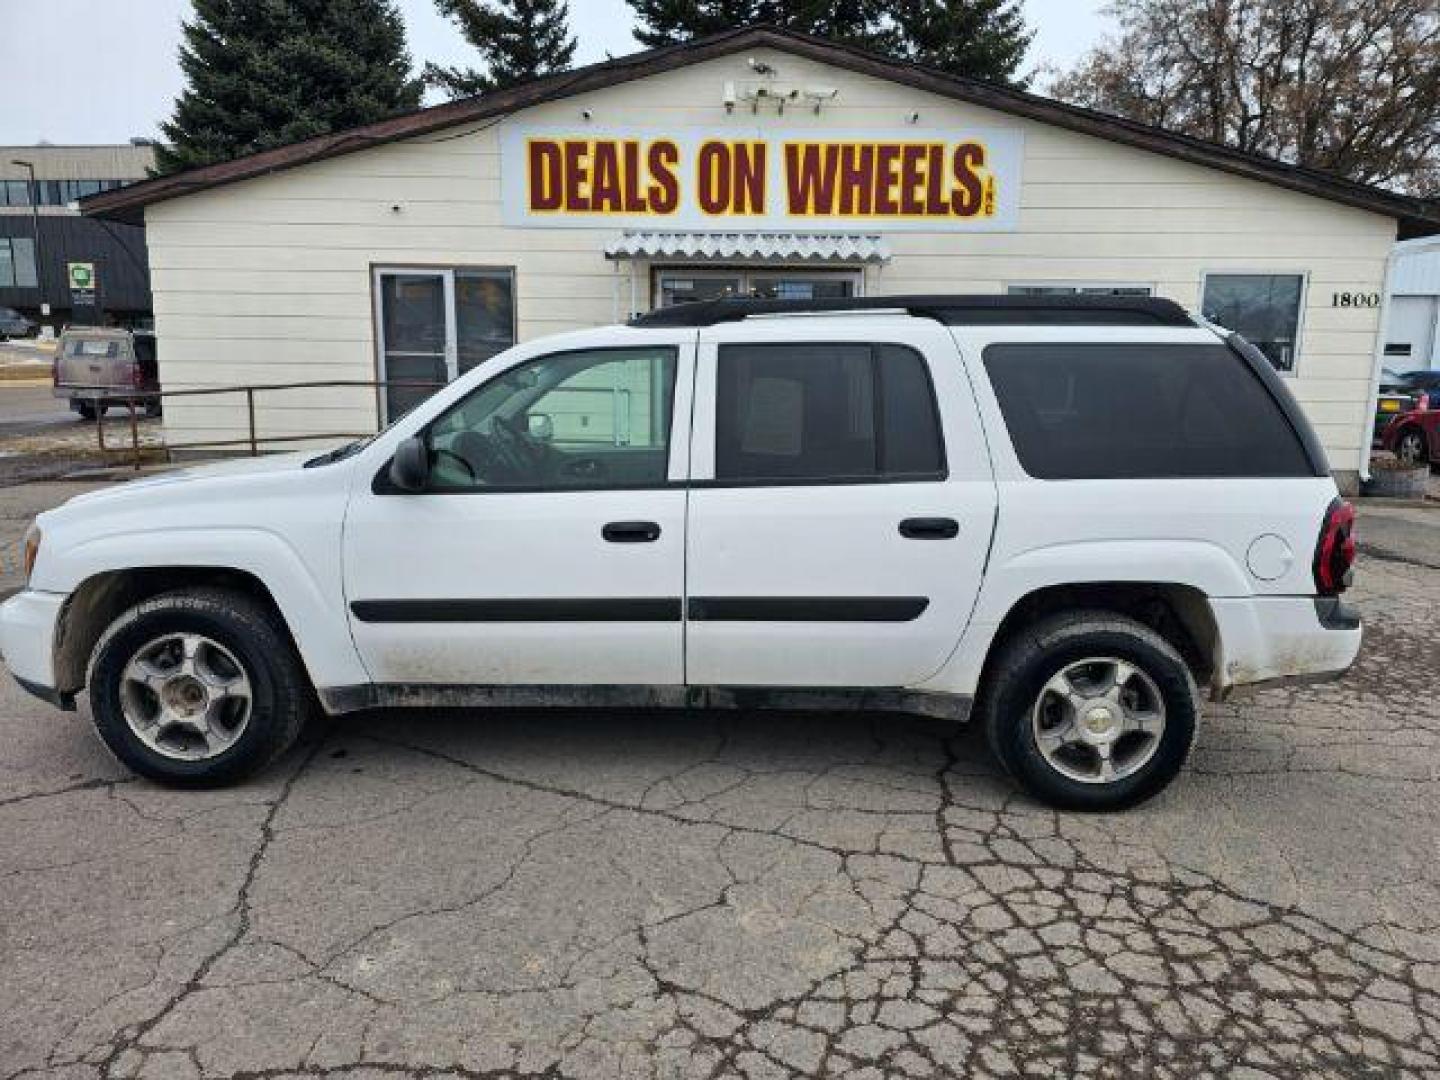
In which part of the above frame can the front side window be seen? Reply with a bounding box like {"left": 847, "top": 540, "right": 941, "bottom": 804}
{"left": 425, "top": 346, "right": 677, "bottom": 491}
{"left": 1201, "top": 273, "right": 1304, "bottom": 373}
{"left": 715, "top": 343, "right": 945, "bottom": 482}
{"left": 983, "top": 343, "right": 1314, "bottom": 479}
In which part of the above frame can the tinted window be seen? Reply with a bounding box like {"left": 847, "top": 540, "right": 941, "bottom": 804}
{"left": 715, "top": 343, "right": 944, "bottom": 482}
{"left": 983, "top": 343, "right": 1312, "bottom": 479}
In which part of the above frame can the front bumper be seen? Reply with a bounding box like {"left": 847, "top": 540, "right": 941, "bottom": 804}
{"left": 1209, "top": 594, "right": 1362, "bottom": 700}
{"left": 0, "top": 589, "right": 72, "bottom": 709}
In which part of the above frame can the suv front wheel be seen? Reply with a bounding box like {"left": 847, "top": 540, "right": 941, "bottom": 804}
{"left": 981, "top": 610, "right": 1199, "bottom": 811}
{"left": 88, "top": 589, "right": 308, "bottom": 786}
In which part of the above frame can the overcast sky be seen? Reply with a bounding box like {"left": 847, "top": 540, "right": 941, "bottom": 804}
{"left": 0, "top": 0, "right": 1109, "bottom": 145}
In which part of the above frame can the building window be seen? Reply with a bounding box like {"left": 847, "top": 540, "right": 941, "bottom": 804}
{"left": 1200, "top": 273, "right": 1305, "bottom": 373}
{"left": 0, "top": 179, "right": 130, "bottom": 207}
{"left": 714, "top": 343, "right": 945, "bottom": 483}
{"left": 0, "top": 238, "right": 37, "bottom": 288}
{"left": 657, "top": 269, "right": 861, "bottom": 308}
{"left": 1007, "top": 284, "right": 1154, "bottom": 297}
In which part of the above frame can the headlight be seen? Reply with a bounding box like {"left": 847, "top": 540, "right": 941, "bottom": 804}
{"left": 22, "top": 524, "right": 41, "bottom": 585}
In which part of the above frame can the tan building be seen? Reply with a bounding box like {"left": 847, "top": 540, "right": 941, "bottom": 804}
{"left": 85, "top": 27, "right": 1439, "bottom": 487}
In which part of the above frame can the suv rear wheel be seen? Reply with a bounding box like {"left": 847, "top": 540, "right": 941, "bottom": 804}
{"left": 981, "top": 610, "right": 1199, "bottom": 811}
{"left": 87, "top": 589, "right": 308, "bottom": 786}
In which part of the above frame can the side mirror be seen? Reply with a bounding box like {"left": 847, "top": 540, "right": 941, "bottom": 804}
{"left": 389, "top": 435, "right": 431, "bottom": 492}
{"left": 526, "top": 413, "right": 554, "bottom": 441}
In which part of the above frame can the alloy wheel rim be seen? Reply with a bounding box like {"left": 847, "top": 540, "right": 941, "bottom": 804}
{"left": 119, "top": 633, "right": 252, "bottom": 761}
{"left": 1030, "top": 656, "right": 1166, "bottom": 785}
{"left": 1398, "top": 433, "right": 1424, "bottom": 464}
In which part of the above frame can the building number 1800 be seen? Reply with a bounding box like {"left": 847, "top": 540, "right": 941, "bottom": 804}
{"left": 1332, "top": 291, "right": 1381, "bottom": 308}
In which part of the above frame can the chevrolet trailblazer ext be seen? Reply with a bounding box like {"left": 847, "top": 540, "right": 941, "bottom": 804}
{"left": 0, "top": 296, "right": 1361, "bottom": 811}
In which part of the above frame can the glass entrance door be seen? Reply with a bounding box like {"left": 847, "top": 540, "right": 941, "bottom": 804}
{"left": 655, "top": 269, "right": 861, "bottom": 309}
{"left": 374, "top": 267, "right": 516, "bottom": 420}
{"left": 377, "top": 271, "right": 448, "bottom": 420}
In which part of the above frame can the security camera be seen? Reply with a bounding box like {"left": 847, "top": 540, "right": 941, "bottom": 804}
{"left": 748, "top": 58, "right": 776, "bottom": 76}
{"left": 907, "top": 110, "right": 921, "bottom": 124}
{"left": 581, "top": 108, "right": 593, "bottom": 121}
{"left": 803, "top": 86, "right": 839, "bottom": 114}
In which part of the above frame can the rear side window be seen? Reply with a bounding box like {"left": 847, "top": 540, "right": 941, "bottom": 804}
{"left": 716, "top": 343, "right": 945, "bottom": 482}
{"left": 983, "top": 343, "right": 1313, "bottom": 479}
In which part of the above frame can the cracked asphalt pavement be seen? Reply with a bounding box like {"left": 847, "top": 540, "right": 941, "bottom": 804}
{"left": 1, "top": 490, "right": 1438, "bottom": 1079}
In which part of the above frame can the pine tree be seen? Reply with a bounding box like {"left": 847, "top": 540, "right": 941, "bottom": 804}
{"left": 154, "top": 0, "right": 423, "bottom": 175}
{"left": 630, "top": 0, "right": 879, "bottom": 50}
{"left": 891, "top": 0, "right": 1031, "bottom": 86}
{"left": 426, "top": 0, "right": 578, "bottom": 98}
{"left": 627, "top": 0, "right": 1031, "bottom": 86}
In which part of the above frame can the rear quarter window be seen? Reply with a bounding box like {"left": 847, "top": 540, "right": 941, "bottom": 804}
{"left": 982, "top": 342, "right": 1315, "bottom": 479}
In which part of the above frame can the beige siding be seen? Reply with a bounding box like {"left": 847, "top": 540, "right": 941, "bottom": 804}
{"left": 143, "top": 47, "right": 1395, "bottom": 469}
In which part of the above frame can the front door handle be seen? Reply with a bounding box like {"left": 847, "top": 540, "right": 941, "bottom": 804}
{"left": 603, "top": 520, "right": 662, "bottom": 543}
{"left": 899, "top": 517, "right": 959, "bottom": 540}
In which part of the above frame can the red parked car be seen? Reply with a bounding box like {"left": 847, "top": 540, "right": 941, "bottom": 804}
{"left": 1380, "top": 407, "right": 1440, "bottom": 467}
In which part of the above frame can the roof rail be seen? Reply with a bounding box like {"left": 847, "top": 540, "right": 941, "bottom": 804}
{"left": 630, "top": 294, "right": 1196, "bottom": 329}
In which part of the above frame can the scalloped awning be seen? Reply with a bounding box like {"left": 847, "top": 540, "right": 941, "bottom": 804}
{"left": 604, "top": 231, "right": 892, "bottom": 263}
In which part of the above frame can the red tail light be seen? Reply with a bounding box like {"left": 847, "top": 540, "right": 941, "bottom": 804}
{"left": 1313, "top": 499, "right": 1356, "bottom": 596}
{"left": 1420, "top": 392, "right": 1431, "bottom": 411}
{"left": 129, "top": 363, "right": 144, "bottom": 389}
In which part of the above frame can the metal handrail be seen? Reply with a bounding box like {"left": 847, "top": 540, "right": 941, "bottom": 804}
{"left": 66, "top": 379, "right": 447, "bottom": 469}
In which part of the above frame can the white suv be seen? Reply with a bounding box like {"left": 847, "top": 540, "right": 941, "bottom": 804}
{"left": 0, "top": 296, "right": 1362, "bottom": 810}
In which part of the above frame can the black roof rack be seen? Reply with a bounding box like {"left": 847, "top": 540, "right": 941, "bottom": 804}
{"left": 631, "top": 294, "right": 1196, "bottom": 329}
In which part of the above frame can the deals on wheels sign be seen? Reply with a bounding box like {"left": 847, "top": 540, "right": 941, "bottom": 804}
{"left": 500, "top": 126, "right": 1024, "bottom": 231}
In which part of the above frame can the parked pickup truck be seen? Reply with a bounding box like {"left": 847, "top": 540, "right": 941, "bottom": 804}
{"left": 53, "top": 327, "right": 161, "bottom": 420}
{"left": 1, "top": 295, "right": 1361, "bottom": 811}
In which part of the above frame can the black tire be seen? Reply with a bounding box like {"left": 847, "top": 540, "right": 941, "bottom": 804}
{"left": 1396, "top": 428, "right": 1427, "bottom": 466}
{"left": 76, "top": 401, "right": 102, "bottom": 421}
{"left": 87, "top": 589, "right": 308, "bottom": 786}
{"left": 144, "top": 398, "right": 163, "bottom": 418}
{"left": 980, "top": 610, "right": 1199, "bottom": 812}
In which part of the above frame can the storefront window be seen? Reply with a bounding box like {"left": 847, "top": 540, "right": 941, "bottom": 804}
{"left": 455, "top": 269, "right": 517, "bottom": 375}
{"left": 1008, "top": 284, "right": 1153, "bottom": 297}
{"left": 1200, "top": 273, "right": 1305, "bottom": 373}
{"left": 656, "top": 269, "right": 859, "bottom": 308}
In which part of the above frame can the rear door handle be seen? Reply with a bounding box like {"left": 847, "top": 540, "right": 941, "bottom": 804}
{"left": 899, "top": 517, "right": 959, "bottom": 539}
{"left": 603, "top": 520, "right": 662, "bottom": 543}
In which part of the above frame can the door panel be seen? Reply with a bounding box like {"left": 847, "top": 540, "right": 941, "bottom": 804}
{"left": 344, "top": 336, "right": 694, "bottom": 687}
{"left": 685, "top": 322, "right": 996, "bottom": 689}
{"left": 345, "top": 489, "right": 687, "bottom": 685}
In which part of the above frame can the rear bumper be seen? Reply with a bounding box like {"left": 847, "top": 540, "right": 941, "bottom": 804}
{"left": 1209, "top": 595, "right": 1362, "bottom": 700}
{"left": 0, "top": 589, "right": 72, "bottom": 709}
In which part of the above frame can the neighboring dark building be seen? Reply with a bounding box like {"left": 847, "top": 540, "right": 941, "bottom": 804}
{"left": 1, "top": 144, "right": 155, "bottom": 330}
